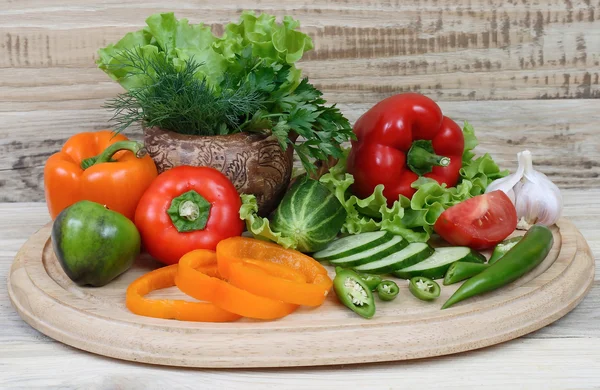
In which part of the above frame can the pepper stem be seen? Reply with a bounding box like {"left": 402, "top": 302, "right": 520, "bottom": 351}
{"left": 407, "top": 140, "right": 451, "bottom": 176}
{"left": 167, "top": 190, "right": 212, "bottom": 233}
{"left": 81, "top": 141, "right": 147, "bottom": 170}
{"left": 179, "top": 200, "right": 200, "bottom": 221}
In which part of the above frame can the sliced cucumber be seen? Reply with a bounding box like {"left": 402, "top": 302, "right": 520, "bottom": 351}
{"left": 353, "top": 243, "right": 434, "bottom": 274}
{"left": 313, "top": 231, "right": 393, "bottom": 261}
{"left": 329, "top": 235, "right": 407, "bottom": 268}
{"left": 392, "top": 246, "right": 485, "bottom": 280}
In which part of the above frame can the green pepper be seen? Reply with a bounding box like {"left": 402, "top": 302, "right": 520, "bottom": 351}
{"left": 333, "top": 268, "right": 376, "bottom": 319}
{"left": 359, "top": 273, "right": 383, "bottom": 291}
{"left": 442, "top": 225, "right": 553, "bottom": 309}
{"left": 408, "top": 276, "right": 440, "bottom": 301}
{"left": 52, "top": 200, "right": 141, "bottom": 287}
{"left": 376, "top": 280, "right": 399, "bottom": 301}
{"left": 443, "top": 262, "right": 490, "bottom": 285}
{"left": 488, "top": 236, "right": 523, "bottom": 264}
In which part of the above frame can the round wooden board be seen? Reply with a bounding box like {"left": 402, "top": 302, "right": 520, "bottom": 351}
{"left": 7, "top": 219, "right": 595, "bottom": 368}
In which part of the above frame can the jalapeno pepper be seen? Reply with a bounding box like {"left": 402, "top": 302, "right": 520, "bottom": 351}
{"left": 409, "top": 276, "right": 440, "bottom": 301}
{"left": 359, "top": 273, "right": 383, "bottom": 291}
{"left": 442, "top": 224, "right": 553, "bottom": 309}
{"left": 488, "top": 236, "right": 523, "bottom": 265}
{"left": 333, "top": 268, "right": 376, "bottom": 319}
{"left": 443, "top": 262, "right": 490, "bottom": 285}
{"left": 376, "top": 280, "right": 399, "bottom": 301}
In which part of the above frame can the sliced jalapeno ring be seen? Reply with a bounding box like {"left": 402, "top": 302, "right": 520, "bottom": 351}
{"left": 409, "top": 276, "right": 440, "bottom": 301}
{"left": 359, "top": 273, "right": 383, "bottom": 291}
{"left": 333, "top": 268, "right": 376, "bottom": 319}
{"left": 376, "top": 280, "right": 399, "bottom": 301}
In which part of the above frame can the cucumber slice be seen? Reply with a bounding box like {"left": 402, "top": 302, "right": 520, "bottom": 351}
{"left": 392, "top": 246, "right": 485, "bottom": 280}
{"left": 329, "top": 235, "right": 407, "bottom": 267}
{"left": 353, "top": 243, "right": 434, "bottom": 274}
{"left": 313, "top": 231, "right": 393, "bottom": 261}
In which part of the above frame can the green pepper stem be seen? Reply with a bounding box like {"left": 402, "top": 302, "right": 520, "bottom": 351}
{"left": 179, "top": 200, "right": 200, "bottom": 221}
{"left": 407, "top": 141, "right": 451, "bottom": 176}
{"left": 167, "top": 190, "right": 211, "bottom": 233}
{"left": 81, "top": 141, "right": 147, "bottom": 170}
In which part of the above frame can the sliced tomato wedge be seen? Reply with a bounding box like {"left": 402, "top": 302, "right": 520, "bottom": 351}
{"left": 434, "top": 190, "right": 517, "bottom": 250}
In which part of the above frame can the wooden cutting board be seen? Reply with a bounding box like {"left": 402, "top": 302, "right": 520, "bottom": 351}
{"left": 7, "top": 219, "right": 594, "bottom": 368}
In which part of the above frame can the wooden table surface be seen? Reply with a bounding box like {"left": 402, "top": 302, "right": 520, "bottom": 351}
{"left": 2, "top": 1, "right": 600, "bottom": 387}
{"left": 1, "top": 193, "right": 599, "bottom": 389}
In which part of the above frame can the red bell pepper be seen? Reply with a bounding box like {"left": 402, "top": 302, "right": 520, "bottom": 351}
{"left": 347, "top": 93, "right": 464, "bottom": 203}
{"left": 134, "top": 166, "right": 244, "bottom": 265}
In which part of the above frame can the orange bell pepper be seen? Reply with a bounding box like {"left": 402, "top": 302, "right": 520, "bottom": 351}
{"left": 176, "top": 250, "right": 298, "bottom": 320}
{"left": 44, "top": 130, "right": 158, "bottom": 220}
{"left": 216, "top": 237, "right": 333, "bottom": 306}
{"left": 126, "top": 263, "right": 241, "bottom": 323}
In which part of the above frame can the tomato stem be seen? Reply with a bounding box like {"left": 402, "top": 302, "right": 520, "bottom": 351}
{"left": 81, "top": 141, "right": 147, "bottom": 170}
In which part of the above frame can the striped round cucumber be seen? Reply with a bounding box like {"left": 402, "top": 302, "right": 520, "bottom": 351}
{"left": 270, "top": 178, "right": 346, "bottom": 253}
{"left": 313, "top": 231, "right": 394, "bottom": 262}
{"left": 353, "top": 242, "right": 434, "bottom": 274}
{"left": 329, "top": 235, "right": 407, "bottom": 267}
{"left": 392, "top": 246, "right": 486, "bottom": 280}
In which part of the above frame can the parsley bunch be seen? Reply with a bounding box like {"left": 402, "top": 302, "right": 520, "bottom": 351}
{"left": 228, "top": 48, "right": 355, "bottom": 172}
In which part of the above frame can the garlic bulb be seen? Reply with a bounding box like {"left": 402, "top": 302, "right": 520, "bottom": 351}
{"left": 485, "top": 150, "right": 563, "bottom": 230}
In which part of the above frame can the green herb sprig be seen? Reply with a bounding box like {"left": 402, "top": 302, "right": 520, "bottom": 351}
{"left": 105, "top": 47, "right": 355, "bottom": 174}
{"left": 104, "top": 48, "right": 264, "bottom": 136}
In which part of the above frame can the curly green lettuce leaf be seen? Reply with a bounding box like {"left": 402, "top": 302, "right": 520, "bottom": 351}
{"left": 319, "top": 122, "right": 508, "bottom": 242}
{"left": 97, "top": 11, "right": 312, "bottom": 91}
{"left": 217, "top": 12, "right": 313, "bottom": 65}
{"left": 320, "top": 151, "right": 430, "bottom": 243}
{"left": 239, "top": 194, "right": 297, "bottom": 249}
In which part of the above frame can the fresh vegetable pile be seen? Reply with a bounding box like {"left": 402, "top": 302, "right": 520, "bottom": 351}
{"left": 98, "top": 12, "right": 354, "bottom": 174}
{"left": 44, "top": 11, "right": 565, "bottom": 323}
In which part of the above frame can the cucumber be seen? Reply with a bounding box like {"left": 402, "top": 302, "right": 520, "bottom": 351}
{"left": 329, "top": 235, "right": 407, "bottom": 267}
{"left": 353, "top": 243, "right": 434, "bottom": 274}
{"left": 313, "top": 231, "right": 394, "bottom": 261}
{"left": 392, "top": 246, "right": 485, "bottom": 280}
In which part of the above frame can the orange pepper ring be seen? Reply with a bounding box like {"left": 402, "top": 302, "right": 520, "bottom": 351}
{"left": 176, "top": 250, "right": 298, "bottom": 320}
{"left": 217, "top": 237, "right": 333, "bottom": 306}
{"left": 228, "top": 259, "right": 332, "bottom": 306}
{"left": 126, "top": 264, "right": 241, "bottom": 323}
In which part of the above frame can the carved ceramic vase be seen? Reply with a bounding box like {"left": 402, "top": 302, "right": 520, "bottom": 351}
{"left": 143, "top": 127, "right": 293, "bottom": 216}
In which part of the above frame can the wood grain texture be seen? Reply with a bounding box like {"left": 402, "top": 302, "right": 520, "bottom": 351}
{"left": 6, "top": 216, "right": 594, "bottom": 368}
{"left": 2, "top": 100, "right": 599, "bottom": 202}
{"left": 1, "top": 194, "right": 599, "bottom": 387}
{"left": 0, "top": 0, "right": 599, "bottom": 102}
{"left": 1, "top": 0, "right": 600, "bottom": 201}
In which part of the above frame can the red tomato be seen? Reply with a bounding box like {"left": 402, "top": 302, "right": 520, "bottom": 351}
{"left": 433, "top": 190, "right": 517, "bottom": 250}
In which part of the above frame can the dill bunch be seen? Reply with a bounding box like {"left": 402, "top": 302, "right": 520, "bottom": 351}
{"left": 104, "top": 48, "right": 264, "bottom": 136}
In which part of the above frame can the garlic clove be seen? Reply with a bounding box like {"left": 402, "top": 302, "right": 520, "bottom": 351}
{"left": 486, "top": 149, "right": 563, "bottom": 230}
{"left": 512, "top": 151, "right": 563, "bottom": 229}
{"left": 485, "top": 152, "right": 526, "bottom": 205}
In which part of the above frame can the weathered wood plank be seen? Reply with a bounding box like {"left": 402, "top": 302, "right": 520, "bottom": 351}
{"left": 1, "top": 100, "right": 598, "bottom": 201}
{"left": 0, "top": 0, "right": 599, "bottom": 103}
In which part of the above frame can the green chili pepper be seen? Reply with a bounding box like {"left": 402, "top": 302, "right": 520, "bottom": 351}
{"left": 359, "top": 273, "right": 383, "bottom": 291}
{"left": 408, "top": 276, "right": 440, "bottom": 301}
{"left": 376, "top": 280, "right": 399, "bottom": 301}
{"left": 442, "top": 225, "right": 553, "bottom": 309}
{"left": 488, "top": 236, "right": 523, "bottom": 264}
{"left": 333, "top": 268, "right": 376, "bottom": 319}
{"left": 443, "top": 262, "right": 490, "bottom": 285}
